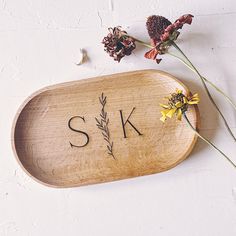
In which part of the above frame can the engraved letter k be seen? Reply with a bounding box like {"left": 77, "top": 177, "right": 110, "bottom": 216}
{"left": 119, "top": 107, "right": 143, "bottom": 138}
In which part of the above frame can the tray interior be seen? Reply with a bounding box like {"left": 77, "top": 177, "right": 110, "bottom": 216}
{"left": 12, "top": 70, "right": 199, "bottom": 187}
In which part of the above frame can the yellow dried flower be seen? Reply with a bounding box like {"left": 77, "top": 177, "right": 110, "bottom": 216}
{"left": 160, "top": 89, "right": 199, "bottom": 122}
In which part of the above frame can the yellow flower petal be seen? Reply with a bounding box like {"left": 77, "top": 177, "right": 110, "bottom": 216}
{"left": 188, "top": 100, "right": 199, "bottom": 105}
{"left": 159, "top": 103, "right": 170, "bottom": 109}
{"left": 166, "top": 108, "right": 177, "bottom": 118}
{"left": 175, "top": 101, "right": 183, "bottom": 108}
{"left": 192, "top": 93, "right": 199, "bottom": 98}
{"left": 191, "top": 97, "right": 199, "bottom": 101}
{"left": 188, "top": 93, "right": 200, "bottom": 105}
{"left": 160, "top": 110, "right": 169, "bottom": 122}
{"left": 161, "top": 110, "right": 169, "bottom": 116}
{"left": 176, "top": 89, "right": 182, "bottom": 94}
{"left": 160, "top": 116, "right": 166, "bottom": 122}
{"left": 191, "top": 93, "right": 200, "bottom": 101}
{"left": 183, "top": 97, "right": 188, "bottom": 104}
{"left": 177, "top": 108, "right": 182, "bottom": 120}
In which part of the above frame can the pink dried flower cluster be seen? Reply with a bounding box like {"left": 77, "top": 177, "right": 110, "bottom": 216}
{"left": 102, "top": 27, "right": 136, "bottom": 62}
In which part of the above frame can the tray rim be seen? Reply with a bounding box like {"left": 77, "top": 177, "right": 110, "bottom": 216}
{"left": 11, "top": 69, "right": 200, "bottom": 188}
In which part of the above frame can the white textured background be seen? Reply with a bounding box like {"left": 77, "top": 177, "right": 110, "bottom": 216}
{"left": 1, "top": 0, "right": 236, "bottom": 235}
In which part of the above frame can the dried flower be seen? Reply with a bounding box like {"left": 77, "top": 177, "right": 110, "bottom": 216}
{"left": 101, "top": 17, "right": 236, "bottom": 142}
{"left": 160, "top": 89, "right": 199, "bottom": 122}
{"left": 161, "top": 90, "right": 235, "bottom": 169}
{"left": 160, "top": 90, "right": 235, "bottom": 169}
{"left": 102, "top": 27, "right": 136, "bottom": 62}
{"left": 145, "top": 14, "right": 193, "bottom": 63}
{"left": 146, "top": 15, "right": 172, "bottom": 45}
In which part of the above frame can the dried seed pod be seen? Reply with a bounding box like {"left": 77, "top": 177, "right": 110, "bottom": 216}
{"left": 146, "top": 15, "right": 172, "bottom": 43}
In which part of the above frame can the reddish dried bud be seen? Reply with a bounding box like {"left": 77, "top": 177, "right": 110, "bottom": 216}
{"left": 145, "top": 14, "right": 193, "bottom": 63}
{"left": 102, "top": 27, "right": 136, "bottom": 62}
{"left": 146, "top": 15, "right": 172, "bottom": 43}
{"left": 146, "top": 14, "right": 193, "bottom": 44}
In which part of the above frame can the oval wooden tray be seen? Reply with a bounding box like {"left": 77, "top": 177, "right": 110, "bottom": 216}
{"left": 12, "top": 70, "right": 199, "bottom": 188}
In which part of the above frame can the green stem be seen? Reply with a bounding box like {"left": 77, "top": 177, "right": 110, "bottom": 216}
{"left": 167, "top": 51, "right": 236, "bottom": 111}
{"left": 183, "top": 113, "right": 236, "bottom": 168}
{"left": 171, "top": 41, "right": 236, "bottom": 142}
{"left": 134, "top": 38, "right": 153, "bottom": 48}
{"left": 126, "top": 35, "right": 153, "bottom": 48}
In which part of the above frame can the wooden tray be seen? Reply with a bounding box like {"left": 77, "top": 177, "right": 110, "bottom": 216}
{"left": 12, "top": 70, "right": 199, "bottom": 188}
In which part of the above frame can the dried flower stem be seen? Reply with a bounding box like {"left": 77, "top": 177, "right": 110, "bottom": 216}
{"left": 125, "top": 37, "right": 236, "bottom": 112}
{"left": 127, "top": 35, "right": 153, "bottom": 48}
{"left": 171, "top": 41, "right": 236, "bottom": 142}
{"left": 95, "top": 93, "right": 115, "bottom": 159}
{"left": 125, "top": 37, "right": 236, "bottom": 114}
{"left": 167, "top": 51, "right": 236, "bottom": 111}
{"left": 183, "top": 113, "right": 236, "bottom": 168}
{"left": 110, "top": 33, "right": 236, "bottom": 141}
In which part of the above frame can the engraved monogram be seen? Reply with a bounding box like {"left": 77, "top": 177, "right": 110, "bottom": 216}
{"left": 68, "top": 93, "right": 142, "bottom": 159}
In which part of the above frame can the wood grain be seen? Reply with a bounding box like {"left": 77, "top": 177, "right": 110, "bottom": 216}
{"left": 11, "top": 70, "right": 199, "bottom": 188}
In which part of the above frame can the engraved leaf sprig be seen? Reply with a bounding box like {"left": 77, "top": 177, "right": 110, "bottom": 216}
{"left": 95, "top": 93, "right": 115, "bottom": 159}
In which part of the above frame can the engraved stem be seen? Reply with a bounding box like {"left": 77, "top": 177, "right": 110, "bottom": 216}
{"left": 95, "top": 93, "right": 115, "bottom": 159}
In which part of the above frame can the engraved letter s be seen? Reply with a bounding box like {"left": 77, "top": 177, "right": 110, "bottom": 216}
{"left": 68, "top": 116, "right": 89, "bottom": 148}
